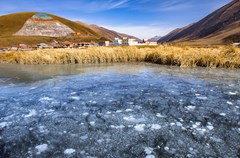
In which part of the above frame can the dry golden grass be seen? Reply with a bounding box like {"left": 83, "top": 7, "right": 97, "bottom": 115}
{"left": 0, "top": 46, "right": 239, "bottom": 68}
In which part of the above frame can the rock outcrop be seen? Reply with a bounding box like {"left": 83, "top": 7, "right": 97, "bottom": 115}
{"left": 14, "top": 13, "right": 75, "bottom": 37}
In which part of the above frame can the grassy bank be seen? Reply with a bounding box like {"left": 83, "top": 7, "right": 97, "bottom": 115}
{"left": 0, "top": 46, "right": 239, "bottom": 68}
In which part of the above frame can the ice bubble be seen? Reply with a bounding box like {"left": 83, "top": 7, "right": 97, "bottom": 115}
{"left": 151, "top": 124, "right": 161, "bottom": 130}
{"left": 134, "top": 124, "right": 146, "bottom": 131}
{"left": 189, "top": 147, "right": 194, "bottom": 151}
{"left": 227, "top": 101, "right": 233, "bottom": 105}
{"left": 25, "top": 109, "right": 37, "bottom": 118}
{"left": 145, "top": 155, "right": 155, "bottom": 158}
{"left": 144, "top": 147, "right": 153, "bottom": 154}
{"left": 116, "top": 110, "right": 122, "bottom": 113}
{"left": 71, "top": 96, "right": 80, "bottom": 100}
{"left": 106, "top": 111, "right": 111, "bottom": 114}
{"left": 70, "top": 92, "right": 77, "bottom": 95}
{"left": 35, "top": 144, "right": 48, "bottom": 154}
{"left": 45, "top": 109, "right": 55, "bottom": 113}
{"left": 64, "top": 148, "right": 76, "bottom": 155}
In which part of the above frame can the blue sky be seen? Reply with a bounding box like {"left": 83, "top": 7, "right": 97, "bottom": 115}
{"left": 0, "top": 0, "right": 231, "bottom": 39}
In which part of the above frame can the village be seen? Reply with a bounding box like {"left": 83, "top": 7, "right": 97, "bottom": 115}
{"left": 0, "top": 37, "right": 158, "bottom": 52}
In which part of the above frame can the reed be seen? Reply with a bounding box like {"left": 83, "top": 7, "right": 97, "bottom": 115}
{"left": 0, "top": 46, "right": 239, "bottom": 68}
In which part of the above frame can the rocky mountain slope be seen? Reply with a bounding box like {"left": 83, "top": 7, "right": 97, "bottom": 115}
{"left": 158, "top": 0, "right": 240, "bottom": 44}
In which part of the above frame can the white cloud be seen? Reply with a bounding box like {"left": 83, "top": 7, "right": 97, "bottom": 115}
{"left": 101, "top": 25, "right": 175, "bottom": 39}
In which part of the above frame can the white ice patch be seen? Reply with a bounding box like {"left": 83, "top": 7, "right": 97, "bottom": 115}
{"left": 0, "top": 122, "right": 8, "bottom": 129}
{"left": 90, "top": 121, "right": 95, "bottom": 125}
{"left": 70, "top": 96, "right": 80, "bottom": 100}
{"left": 80, "top": 135, "right": 88, "bottom": 140}
{"left": 207, "top": 123, "right": 214, "bottom": 130}
{"left": 176, "top": 122, "right": 183, "bottom": 127}
{"left": 64, "top": 148, "right": 76, "bottom": 155}
{"left": 151, "top": 124, "right": 161, "bottom": 130}
{"left": 144, "top": 147, "right": 153, "bottom": 154}
{"left": 123, "top": 116, "right": 145, "bottom": 123}
{"left": 227, "top": 101, "right": 233, "bottom": 105}
{"left": 116, "top": 110, "right": 122, "bottom": 113}
{"left": 145, "top": 155, "right": 155, "bottom": 158}
{"left": 25, "top": 109, "right": 37, "bottom": 118}
{"left": 219, "top": 113, "right": 226, "bottom": 116}
{"left": 126, "top": 109, "right": 133, "bottom": 112}
{"left": 156, "top": 113, "right": 165, "bottom": 118}
{"left": 185, "top": 106, "right": 196, "bottom": 111}
{"left": 196, "top": 96, "right": 208, "bottom": 100}
{"left": 39, "top": 97, "right": 53, "bottom": 103}
{"left": 228, "top": 91, "right": 238, "bottom": 95}
{"left": 134, "top": 124, "right": 145, "bottom": 131}
{"left": 82, "top": 112, "right": 89, "bottom": 116}
{"left": 70, "top": 92, "right": 77, "bottom": 95}
{"left": 35, "top": 144, "right": 48, "bottom": 154}
{"left": 164, "top": 146, "right": 170, "bottom": 151}
{"left": 45, "top": 109, "right": 55, "bottom": 113}
{"left": 106, "top": 111, "right": 111, "bottom": 114}
{"left": 110, "top": 125, "right": 125, "bottom": 129}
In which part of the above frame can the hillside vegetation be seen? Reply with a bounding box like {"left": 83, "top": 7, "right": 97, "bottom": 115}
{"left": 0, "top": 12, "right": 106, "bottom": 47}
{"left": 158, "top": 0, "right": 240, "bottom": 44}
{"left": 0, "top": 46, "right": 239, "bottom": 68}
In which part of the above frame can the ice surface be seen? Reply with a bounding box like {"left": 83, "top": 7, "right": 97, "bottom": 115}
{"left": 0, "top": 63, "right": 239, "bottom": 157}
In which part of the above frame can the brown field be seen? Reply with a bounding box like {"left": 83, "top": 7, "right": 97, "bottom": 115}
{"left": 0, "top": 46, "right": 239, "bottom": 68}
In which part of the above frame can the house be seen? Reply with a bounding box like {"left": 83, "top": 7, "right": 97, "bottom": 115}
{"left": 37, "top": 43, "right": 53, "bottom": 49}
{"left": 145, "top": 40, "right": 158, "bottom": 46}
{"left": 99, "top": 41, "right": 110, "bottom": 46}
{"left": 233, "top": 43, "right": 240, "bottom": 46}
{"left": 113, "top": 38, "right": 122, "bottom": 46}
{"left": 128, "top": 38, "right": 139, "bottom": 46}
{"left": 122, "top": 37, "right": 129, "bottom": 46}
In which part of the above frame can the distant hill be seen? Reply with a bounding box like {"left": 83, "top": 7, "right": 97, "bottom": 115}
{"left": 149, "top": 36, "right": 162, "bottom": 42}
{"left": 158, "top": 0, "right": 240, "bottom": 44}
{"left": 76, "top": 22, "right": 139, "bottom": 41}
{"left": 0, "top": 12, "right": 137, "bottom": 47}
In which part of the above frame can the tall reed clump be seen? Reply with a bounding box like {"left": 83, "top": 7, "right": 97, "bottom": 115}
{"left": 0, "top": 46, "right": 239, "bottom": 68}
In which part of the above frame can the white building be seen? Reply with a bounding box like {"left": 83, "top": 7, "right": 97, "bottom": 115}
{"left": 128, "top": 38, "right": 139, "bottom": 46}
{"left": 113, "top": 38, "right": 122, "bottom": 46}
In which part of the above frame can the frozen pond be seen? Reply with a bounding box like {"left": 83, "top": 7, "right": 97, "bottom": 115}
{"left": 0, "top": 63, "right": 240, "bottom": 158}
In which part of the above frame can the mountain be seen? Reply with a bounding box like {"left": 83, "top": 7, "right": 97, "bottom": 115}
{"left": 158, "top": 0, "right": 240, "bottom": 44}
{"left": 149, "top": 36, "right": 162, "bottom": 42}
{"left": 76, "top": 22, "right": 139, "bottom": 41}
{"left": 0, "top": 12, "right": 136, "bottom": 47}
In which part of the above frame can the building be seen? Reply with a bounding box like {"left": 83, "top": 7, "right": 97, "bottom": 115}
{"left": 113, "top": 38, "right": 122, "bottom": 46}
{"left": 122, "top": 37, "right": 129, "bottom": 46}
{"left": 128, "top": 38, "right": 139, "bottom": 46}
{"left": 145, "top": 40, "right": 158, "bottom": 46}
{"left": 233, "top": 43, "right": 240, "bottom": 46}
{"left": 99, "top": 41, "right": 110, "bottom": 46}
{"left": 37, "top": 43, "right": 53, "bottom": 49}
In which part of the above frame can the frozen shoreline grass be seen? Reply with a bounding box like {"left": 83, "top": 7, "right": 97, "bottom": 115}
{"left": 0, "top": 46, "right": 239, "bottom": 68}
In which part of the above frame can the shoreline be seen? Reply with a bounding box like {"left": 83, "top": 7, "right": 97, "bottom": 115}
{"left": 0, "top": 46, "right": 239, "bottom": 68}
